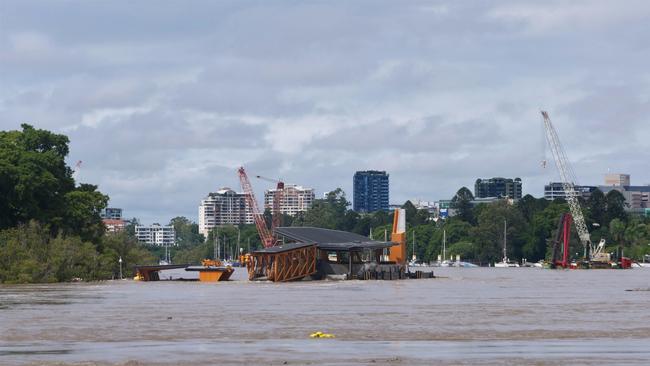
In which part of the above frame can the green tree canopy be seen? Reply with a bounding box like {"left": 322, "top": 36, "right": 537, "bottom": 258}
{"left": 0, "top": 124, "right": 107, "bottom": 242}
{"left": 451, "top": 187, "right": 475, "bottom": 224}
{"left": 606, "top": 190, "right": 627, "bottom": 224}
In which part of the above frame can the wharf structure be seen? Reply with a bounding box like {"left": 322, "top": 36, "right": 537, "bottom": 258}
{"left": 247, "top": 209, "right": 419, "bottom": 282}
{"left": 247, "top": 227, "right": 405, "bottom": 281}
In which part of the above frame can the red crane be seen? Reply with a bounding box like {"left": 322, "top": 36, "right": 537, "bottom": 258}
{"left": 256, "top": 175, "right": 285, "bottom": 231}
{"left": 238, "top": 167, "right": 274, "bottom": 248}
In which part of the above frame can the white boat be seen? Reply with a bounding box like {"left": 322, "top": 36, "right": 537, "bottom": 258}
{"left": 408, "top": 232, "right": 427, "bottom": 267}
{"left": 440, "top": 259, "right": 454, "bottom": 267}
{"left": 457, "top": 261, "right": 478, "bottom": 268}
{"left": 494, "top": 220, "right": 519, "bottom": 268}
{"left": 431, "top": 229, "right": 452, "bottom": 267}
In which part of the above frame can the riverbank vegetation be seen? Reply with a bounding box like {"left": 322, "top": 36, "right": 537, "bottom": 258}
{"left": 0, "top": 125, "right": 155, "bottom": 283}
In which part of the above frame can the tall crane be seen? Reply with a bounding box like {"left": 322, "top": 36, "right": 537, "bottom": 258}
{"left": 541, "top": 111, "right": 605, "bottom": 259}
{"left": 255, "top": 175, "right": 285, "bottom": 231}
{"left": 238, "top": 167, "right": 275, "bottom": 248}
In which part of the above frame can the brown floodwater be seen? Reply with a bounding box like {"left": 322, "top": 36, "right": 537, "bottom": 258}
{"left": 1, "top": 267, "right": 649, "bottom": 365}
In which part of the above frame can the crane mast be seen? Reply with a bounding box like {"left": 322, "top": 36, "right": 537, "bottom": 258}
{"left": 541, "top": 111, "right": 593, "bottom": 257}
{"left": 256, "top": 175, "right": 285, "bottom": 231}
{"left": 238, "top": 167, "right": 275, "bottom": 248}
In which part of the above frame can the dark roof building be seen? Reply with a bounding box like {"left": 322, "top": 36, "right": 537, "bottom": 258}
{"left": 474, "top": 177, "right": 522, "bottom": 199}
{"left": 274, "top": 227, "right": 393, "bottom": 251}
{"left": 544, "top": 182, "right": 597, "bottom": 201}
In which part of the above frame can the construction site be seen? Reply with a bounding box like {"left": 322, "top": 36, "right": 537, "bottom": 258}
{"left": 134, "top": 111, "right": 638, "bottom": 283}
{"left": 134, "top": 165, "right": 435, "bottom": 282}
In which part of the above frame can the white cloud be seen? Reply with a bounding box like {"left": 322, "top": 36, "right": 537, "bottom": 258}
{"left": 1, "top": 0, "right": 649, "bottom": 222}
{"left": 486, "top": 0, "right": 650, "bottom": 35}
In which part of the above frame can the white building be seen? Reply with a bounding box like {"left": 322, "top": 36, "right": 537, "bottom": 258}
{"left": 135, "top": 223, "right": 176, "bottom": 246}
{"left": 604, "top": 173, "right": 631, "bottom": 187}
{"left": 198, "top": 187, "right": 253, "bottom": 237}
{"left": 264, "top": 185, "right": 315, "bottom": 216}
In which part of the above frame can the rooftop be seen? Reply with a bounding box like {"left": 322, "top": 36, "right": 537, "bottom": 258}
{"left": 274, "top": 226, "right": 394, "bottom": 251}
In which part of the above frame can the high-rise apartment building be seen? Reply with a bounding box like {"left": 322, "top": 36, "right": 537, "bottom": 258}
{"left": 198, "top": 187, "right": 253, "bottom": 237}
{"left": 135, "top": 223, "right": 176, "bottom": 246}
{"left": 353, "top": 170, "right": 389, "bottom": 212}
{"left": 264, "top": 185, "right": 315, "bottom": 216}
{"left": 604, "top": 173, "right": 630, "bottom": 186}
{"left": 100, "top": 207, "right": 122, "bottom": 220}
{"left": 474, "top": 177, "right": 522, "bottom": 199}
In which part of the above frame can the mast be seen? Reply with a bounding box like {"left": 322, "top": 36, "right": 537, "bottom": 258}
{"left": 503, "top": 220, "right": 507, "bottom": 261}
{"left": 443, "top": 229, "right": 446, "bottom": 261}
{"left": 214, "top": 227, "right": 219, "bottom": 260}
{"left": 412, "top": 232, "right": 416, "bottom": 261}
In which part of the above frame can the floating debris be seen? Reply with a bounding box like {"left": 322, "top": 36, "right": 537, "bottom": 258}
{"left": 310, "top": 331, "right": 335, "bottom": 338}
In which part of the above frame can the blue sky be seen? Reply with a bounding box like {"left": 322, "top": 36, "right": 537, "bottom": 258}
{"left": 1, "top": 1, "right": 649, "bottom": 224}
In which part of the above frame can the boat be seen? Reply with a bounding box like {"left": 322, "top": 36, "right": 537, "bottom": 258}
{"left": 408, "top": 233, "right": 428, "bottom": 267}
{"left": 456, "top": 261, "right": 479, "bottom": 268}
{"left": 432, "top": 229, "right": 451, "bottom": 267}
{"left": 494, "top": 220, "right": 519, "bottom": 268}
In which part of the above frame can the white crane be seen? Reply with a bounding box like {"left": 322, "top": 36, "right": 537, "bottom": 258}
{"left": 541, "top": 111, "right": 605, "bottom": 260}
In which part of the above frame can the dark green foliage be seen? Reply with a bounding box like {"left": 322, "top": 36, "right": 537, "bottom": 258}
{"left": 169, "top": 216, "right": 204, "bottom": 248}
{"left": 451, "top": 187, "right": 475, "bottom": 224}
{"left": 0, "top": 124, "right": 108, "bottom": 243}
{"left": 587, "top": 189, "right": 607, "bottom": 227}
{"left": 606, "top": 190, "right": 627, "bottom": 224}
{"left": 0, "top": 222, "right": 156, "bottom": 283}
{"left": 0, "top": 124, "right": 154, "bottom": 283}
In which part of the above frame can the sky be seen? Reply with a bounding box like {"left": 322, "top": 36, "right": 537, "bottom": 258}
{"left": 1, "top": 0, "right": 649, "bottom": 224}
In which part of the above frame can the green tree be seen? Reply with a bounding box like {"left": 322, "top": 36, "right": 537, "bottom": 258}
{"left": 451, "top": 187, "right": 475, "bottom": 224}
{"left": 0, "top": 124, "right": 75, "bottom": 230}
{"left": 517, "top": 194, "right": 549, "bottom": 223}
{"left": 474, "top": 201, "right": 526, "bottom": 264}
{"left": 606, "top": 190, "right": 627, "bottom": 224}
{"left": 609, "top": 218, "right": 626, "bottom": 245}
{"left": 0, "top": 124, "right": 107, "bottom": 240}
{"left": 588, "top": 189, "right": 607, "bottom": 227}
{"left": 62, "top": 183, "right": 108, "bottom": 243}
{"left": 169, "top": 216, "right": 204, "bottom": 248}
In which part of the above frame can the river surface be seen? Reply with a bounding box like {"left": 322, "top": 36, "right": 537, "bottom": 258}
{"left": 1, "top": 267, "right": 649, "bottom": 365}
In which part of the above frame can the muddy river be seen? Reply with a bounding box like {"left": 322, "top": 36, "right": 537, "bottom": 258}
{"left": 1, "top": 267, "right": 649, "bottom": 365}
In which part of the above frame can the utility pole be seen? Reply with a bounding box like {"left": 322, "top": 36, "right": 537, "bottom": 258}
{"left": 118, "top": 256, "right": 123, "bottom": 280}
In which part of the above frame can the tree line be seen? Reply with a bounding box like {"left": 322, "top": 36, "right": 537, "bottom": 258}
{"left": 169, "top": 186, "right": 650, "bottom": 266}
{"left": 0, "top": 125, "right": 154, "bottom": 283}
{"left": 3, "top": 125, "right": 649, "bottom": 283}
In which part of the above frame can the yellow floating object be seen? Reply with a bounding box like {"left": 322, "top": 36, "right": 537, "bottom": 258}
{"left": 310, "top": 331, "right": 335, "bottom": 338}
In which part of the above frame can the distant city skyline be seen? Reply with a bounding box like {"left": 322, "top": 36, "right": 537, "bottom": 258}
{"left": 1, "top": 1, "right": 649, "bottom": 224}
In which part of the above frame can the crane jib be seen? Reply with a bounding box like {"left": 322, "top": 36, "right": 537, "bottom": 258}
{"left": 541, "top": 111, "right": 598, "bottom": 258}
